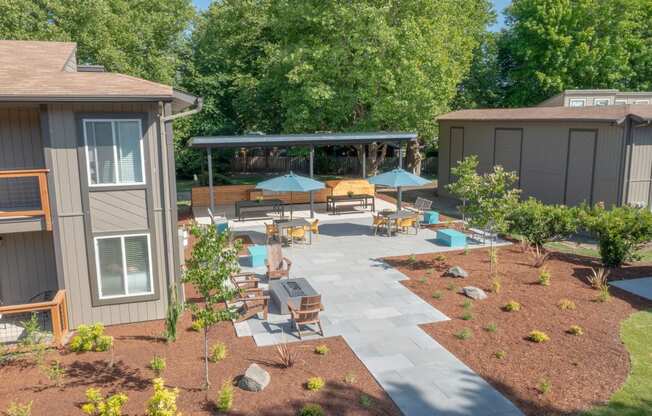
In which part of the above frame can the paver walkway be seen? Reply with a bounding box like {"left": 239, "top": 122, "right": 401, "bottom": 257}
{"left": 237, "top": 218, "right": 522, "bottom": 416}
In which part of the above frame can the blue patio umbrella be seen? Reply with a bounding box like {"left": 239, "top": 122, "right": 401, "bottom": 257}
{"left": 368, "top": 168, "right": 431, "bottom": 210}
{"left": 256, "top": 171, "right": 325, "bottom": 219}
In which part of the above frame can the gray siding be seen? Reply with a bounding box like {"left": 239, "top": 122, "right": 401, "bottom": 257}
{"left": 0, "top": 105, "right": 44, "bottom": 169}
{"left": 438, "top": 120, "right": 624, "bottom": 207}
{"left": 0, "top": 231, "right": 57, "bottom": 305}
{"left": 625, "top": 125, "right": 652, "bottom": 206}
{"left": 565, "top": 130, "right": 597, "bottom": 206}
{"left": 89, "top": 190, "right": 148, "bottom": 233}
{"left": 44, "top": 102, "right": 170, "bottom": 327}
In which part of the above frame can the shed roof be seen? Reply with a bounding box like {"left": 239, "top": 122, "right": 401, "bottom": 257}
{"left": 189, "top": 132, "right": 418, "bottom": 148}
{"left": 437, "top": 104, "right": 652, "bottom": 123}
{"left": 0, "top": 40, "right": 197, "bottom": 111}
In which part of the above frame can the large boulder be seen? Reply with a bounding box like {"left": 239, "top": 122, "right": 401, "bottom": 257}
{"left": 447, "top": 266, "right": 469, "bottom": 278}
{"left": 463, "top": 286, "right": 487, "bottom": 300}
{"left": 238, "top": 363, "right": 270, "bottom": 392}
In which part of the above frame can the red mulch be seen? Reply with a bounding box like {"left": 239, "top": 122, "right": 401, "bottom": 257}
{"left": 0, "top": 312, "right": 400, "bottom": 415}
{"left": 385, "top": 246, "right": 652, "bottom": 416}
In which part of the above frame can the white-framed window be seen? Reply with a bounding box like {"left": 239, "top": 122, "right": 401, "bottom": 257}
{"left": 615, "top": 99, "right": 627, "bottom": 105}
{"left": 569, "top": 99, "right": 586, "bottom": 107}
{"left": 634, "top": 100, "right": 650, "bottom": 104}
{"left": 83, "top": 119, "right": 145, "bottom": 186}
{"left": 94, "top": 233, "right": 153, "bottom": 299}
{"left": 594, "top": 98, "right": 610, "bottom": 106}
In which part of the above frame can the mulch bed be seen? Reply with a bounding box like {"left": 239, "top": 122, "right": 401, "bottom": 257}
{"left": 0, "top": 312, "right": 400, "bottom": 415}
{"left": 385, "top": 246, "right": 652, "bottom": 416}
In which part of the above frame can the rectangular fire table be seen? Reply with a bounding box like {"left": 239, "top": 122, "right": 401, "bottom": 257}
{"left": 269, "top": 278, "right": 319, "bottom": 315}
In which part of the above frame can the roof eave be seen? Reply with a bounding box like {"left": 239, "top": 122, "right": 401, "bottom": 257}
{"left": 0, "top": 95, "right": 174, "bottom": 102}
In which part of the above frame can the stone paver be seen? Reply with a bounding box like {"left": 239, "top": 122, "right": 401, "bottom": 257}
{"left": 235, "top": 217, "right": 522, "bottom": 416}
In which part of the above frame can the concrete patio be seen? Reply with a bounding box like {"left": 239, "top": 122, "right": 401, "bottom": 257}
{"left": 610, "top": 277, "right": 652, "bottom": 301}
{"left": 231, "top": 216, "right": 522, "bottom": 416}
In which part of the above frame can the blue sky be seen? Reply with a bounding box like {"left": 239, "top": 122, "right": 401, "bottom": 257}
{"left": 191, "top": 0, "right": 510, "bottom": 31}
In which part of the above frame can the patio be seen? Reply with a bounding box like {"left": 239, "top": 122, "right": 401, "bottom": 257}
{"left": 229, "top": 217, "right": 521, "bottom": 415}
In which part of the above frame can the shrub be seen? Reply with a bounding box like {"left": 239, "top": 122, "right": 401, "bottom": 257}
{"left": 455, "top": 328, "right": 473, "bottom": 340}
{"left": 503, "top": 300, "right": 521, "bottom": 312}
{"left": 216, "top": 380, "right": 234, "bottom": 413}
{"left": 42, "top": 359, "right": 65, "bottom": 387}
{"left": 314, "top": 344, "right": 329, "bottom": 355}
{"left": 508, "top": 198, "right": 578, "bottom": 249}
{"left": 567, "top": 325, "right": 584, "bottom": 336}
{"left": 461, "top": 311, "right": 473, "bottom": 321}
{"left": 538, "top": 268, "right": 551, "bottom": 286}
{"left": 190, "top": 319, "right": 204, "bottom": 332}
{"left": 343, "top": 372, "right": 356, "bottom": 384}
{"left": 587, "top": 267, "right": 609, "bottom": 291}
{"left": 6, "top": 401, "right": 32, "bottom": 416}
{"left": 528, "top": 245, "right": 551, "bottom": 268}
{"left": 596, "top": 286, "right": 611, "bottom": 303}
{"left": 419, "top": 276, "right": 427, "bottom": 284}
{"left": 462, "top": 299, "right": 473, "bottom": 310}
{"left": 582, "top": 204, "right": 652, "bottom": 267}
{"left": 146, "top": 378, "right": 180, "bottom": 416}
{"left": 359, "top": 394, "right": 374, "bottom": 408}
{"left": 446, "top": 283, "right": 458, "bottom": 291}
{"left": 484, "top": 323, "right": 498, "bottom": 333}
{"left": 528, "top": 331, "right": 550, "bottom": 343}
{"left": 537, "top": 378, "right": 551, "bottom": 395}
{"left": 81, "top": 388, "right": 128, "bottom": 416}
{"left": 209, "top": 342, "right": 228, "bottom": 363}
{"left": 494, "top": 350, "right": 506, "bottom": 359}
{"left": 149, "top": 356, "right": 166, "bottom": 377}
{"left": 432, "top": 291, "right": 443, "bottom": 300}
{"left": 297, "top": 404, "right": 324, "bottom": 416}
{"left": 20, "top": 313, "right": 43, "bottom": 348}
{"left": 163, "top": 288, "right": 183, "bottom": 343}
{"left": 557, "top": 299, "right": 576, "bottom": 310}
{"left": 491, "top": 277, "right": 502, "bottom": 294}
{"left": 306, "top": 377, "right": 325, "bottom": 391}
{"left": 434, "top": 254, "right": 447, "bottom": 262}
{"left": 407, "top": 254, "right": 417, "bottom": 264}
{"left": 70, "top": 323, "right": 113, "bottom": 353}
{"left": 276, "top": 339, "right": 295, "bottom": 368}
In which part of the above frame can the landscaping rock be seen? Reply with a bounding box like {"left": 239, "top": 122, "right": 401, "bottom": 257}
{"left": 238, "top": 363, "right": 270, "bottom": 392}
{"left": 463, "top": 286, "right": 487, "bottom": 300}
{"left": 448, "top": 266, "right": 468, "bottom": 278}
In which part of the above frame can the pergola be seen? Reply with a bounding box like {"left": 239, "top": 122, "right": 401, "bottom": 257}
{"left": 189, "top": 132, "right": 418, "bottom": 217}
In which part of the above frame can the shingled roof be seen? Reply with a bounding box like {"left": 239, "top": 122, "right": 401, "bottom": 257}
{"left": 438, "top": 104, "right": 652, "bottom": 123}
{"left": 0, "top": 40, "right": 196, "bottom": 110}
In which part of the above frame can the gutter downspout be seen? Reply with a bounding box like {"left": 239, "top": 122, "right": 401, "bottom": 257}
{"left": 158, "top": 97, "right": 203, "bottom": 305}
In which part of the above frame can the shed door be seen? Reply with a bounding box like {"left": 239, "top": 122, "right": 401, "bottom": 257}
{"left": 565, "top": 130, "right": 597, "bottom": 206}
{"left": 627, "top": 126, "right": 652, "bottom": 208}
{"left": 494, "top": 129, "right": 522, "bottom": 185}
{"left": 449, "top": 127, "right": 464, "bottom": 183}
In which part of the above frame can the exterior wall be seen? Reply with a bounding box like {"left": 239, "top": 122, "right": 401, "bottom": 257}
{"left": 438, "top": 120, "right": 625, "bottom": 207}
{"left": 624, "top": 125, "right": 652, "bottom": 206}
{"left": 43, "top": 102, "right": 172, "bottom": 327}
{"left": 538, "top": 91, "right": 652, "bottom": 107}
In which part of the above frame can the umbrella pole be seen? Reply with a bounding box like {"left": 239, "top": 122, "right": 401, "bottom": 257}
{"left": 290, "top": 192, "right": 293, "bottom": 220}
{"left": 397, "top": 186, "right": 402, "bottom": 211}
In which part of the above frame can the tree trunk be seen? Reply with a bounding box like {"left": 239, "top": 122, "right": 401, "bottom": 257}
{"left": 366, "top": 142, "right": 387, "bottom": 176}
{"left": 203, "top": 326, "right": 210, "bottom": 390}
{"left": 405, "top": 139, "right": 422, "bottom": 174}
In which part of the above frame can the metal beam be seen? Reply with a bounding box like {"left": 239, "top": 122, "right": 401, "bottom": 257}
{"left": 207, "top": 147, "right": 214, "bottom": 215}
{"left": 309, "top": 145, "right": 315, "bottom": 218}
{"left": 362, "top": 145, "right": 366, "bottom": 178}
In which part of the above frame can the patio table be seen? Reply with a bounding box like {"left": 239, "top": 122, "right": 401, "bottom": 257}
{"left": 235, "top": 199, "right": 284, "bottom": 221}
{"left": 326, "top": 194, "right": 375, "bottom": 214}
{"left": 274, "top": 218, "right": 313, "bottom": 245}
{"left": 380, "top": 210, "right": 419, "bottom": 236}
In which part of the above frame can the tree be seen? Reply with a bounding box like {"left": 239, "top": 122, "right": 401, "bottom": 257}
{"left": 0, "top": 0, "right": 194, "bottom": 84}
{"left": 508, "top": 198, "right": 579, "bottom": 248}
{"left": 446, "top": 155, "right": 481, "bottom": 224}
{"left": 179, "top": 0, "right": 493, "bottom": 175}
{"left": 183, "top": 223, "right": 241, "bottom": 389}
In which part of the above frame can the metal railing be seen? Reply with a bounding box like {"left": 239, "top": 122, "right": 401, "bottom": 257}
{"left": 0, "top": 169, "right": 52, "bottom": 230}
{"left": 0, "top": 290, "right": 68, "bottom": 346}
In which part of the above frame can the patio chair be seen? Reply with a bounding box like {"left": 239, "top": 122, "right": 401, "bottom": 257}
{"left": 227, "top": 288, "right": 269, "bottom": 322}
{"left": 397, "top": 215, "right": 419, "bottom": 235}
{"left": 372, "top": 214, "right": 389, "bottom": 236}
{"left": 413, "top": 197, "right": 433, "bottom": 212}
{"left": 265, "top": 223, "right": 279, "bottom": 244}
{"left": 308, "top": 219, "right": 319, "bottom": 237}
{"left": 287, "top": 294, "right": 323, "bottom": 340}
{"left": 289, "top": 226, "right": 307, "bottom": 244}
{"left": 230, "top": 272, "right": 260, "bottom": 290}
{"left": 265, "top": 243, "right": 292, "bottom": 280}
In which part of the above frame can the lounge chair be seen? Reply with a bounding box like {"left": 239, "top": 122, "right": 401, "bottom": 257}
{"left": 230, "top": 272, "right": 260, "bottom": 290}
{"left": 265, "top": 243, "right": 292, "bottom": 280}
{"left": 287, "top": 295, "right": 323, "bottom": 340}
{"left": 228, "top": 288, "right": 269, "bottom": 322}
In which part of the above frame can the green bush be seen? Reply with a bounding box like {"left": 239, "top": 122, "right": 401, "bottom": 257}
{"left": 146, "top": 378, "right": 180, "bottom": 416}
{"left": 216, "top": 380, "right": 234, "bottom": 412}
{"left": 42, "top": 359, "right": 65, "bottom": 387}
{"left": 484, "top": 323, "right": 498, "bottom": 333}
{"left": 297, "top": 404, "right": 325, "bottom": 416}
{"left": 149, "top": 356, "right": 166, "bottom": 377}
{"left": 508, "top": 198, "right": 578, "bottom": 248}
{"left": 538, "top": 268, "right": 551, "bottom": 286}
{"left": 209, "top": 342, "right": 228, "bottom": 363}
{"left": 6, "top": 401, "right": 32, "bottom": 416}
{"left": 537, "top": 378, "right": 551, "bottom": 395}
{"left": 314, "top": 345, "right": 329, "bottom": 355}
{"left": 163, "top": 288, "right": 183, "bottom": 343}
{"left": 306, "top": 377, "right": 325, "bottom": 391}
{"left": 81, "top": 388, "right": 128, "bottom": 416}
{"left": 455, "top": 328, "right": 473, "bottom": 340}
{"left": 503, "top": 300, "right": 521, "bottom": 312}
{"left": 494, "top": 350, "right": 506, "bottom": 359}
{"left": 557, "top": 298, "right": 576, "bottom": 310}
{"left": 528, "top": 330, "right": 550, "bottom": 343}
{"left": 567, "top": 325, "right": 584, "bottom": 336}
{"left": 359, "top": 394, "right": 374, "bottom": 408}
{"left": 461, "top": 311, "right": 473, "bottom": 321}
{"left": 70, "top": 323, "right": 113, "bottom": 353}
{"left": 432, "top": 291, "right": 443, "bottom": 300}
{"left": 190, "top": 319, "right": 204, "bottom": 332}
{"left": 582, "top": 204, "right": 652, "bottom": 267}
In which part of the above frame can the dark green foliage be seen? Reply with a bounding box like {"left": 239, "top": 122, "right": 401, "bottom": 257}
{"left": 297, "top": 404, "right": 325, "bottom": 416}
{"left": 509, "top": 198, "right": 579, "bottom": 248}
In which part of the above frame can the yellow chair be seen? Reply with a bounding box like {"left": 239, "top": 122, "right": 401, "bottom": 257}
{"left": 309, "top": 219, "right": 320, "bottom": 235}
{"left": 398, "top": 216, "right": 418, "bottom": 235}
{"left": 372, "top": 215, "right": 389, "bottom": 236}
{"left": 265, "top": 223, "right": 279, "bottom": 243}
{"left": 289, "top": 226, "right": 306, "bottom": 244}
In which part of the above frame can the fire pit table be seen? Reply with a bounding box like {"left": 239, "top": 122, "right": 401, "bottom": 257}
{"left": 269, "top": 278, "right": 319, "bottom": 315}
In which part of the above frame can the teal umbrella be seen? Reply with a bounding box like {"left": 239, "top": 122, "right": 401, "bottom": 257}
{"left": 368, "top": 168, "right": 431, "bottom": 210}
{"left": 257, "top": 172, "right": 325, "bottom": 219}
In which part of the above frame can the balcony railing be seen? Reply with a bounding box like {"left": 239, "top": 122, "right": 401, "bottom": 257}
{"left": 0, "top": 169, "right": 52, "bottom": 231}
{"left": 0, "top": 290, "right": 69, "bottom": 346}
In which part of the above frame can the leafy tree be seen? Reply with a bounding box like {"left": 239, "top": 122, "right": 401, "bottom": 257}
{"left": 508, "top": 198, "right": 579, "bottom": 248}
{"left": 183, "top": 223, "right": 241, "bottom": 389}
{"left": 180, "top": 0, "right": 493, "bottom": 175}
{"left": 446, "top": 155, "right": 481, "bottom": 224}
{"left": 582, "top": 203, "right": 652, "bottom": 268}
{"left": 0, "top": 0, "right": 194, "bottom": 84}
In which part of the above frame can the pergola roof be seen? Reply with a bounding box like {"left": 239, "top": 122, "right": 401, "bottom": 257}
{"left": 189, "top": 132, "right": 417, "bottom": 148}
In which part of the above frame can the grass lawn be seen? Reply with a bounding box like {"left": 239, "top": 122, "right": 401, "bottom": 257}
{"left": 584, "top": 310, "right": 652, "bottom": 416}
{"left": 544, "top": 241, "right": 652, "bottom": 263}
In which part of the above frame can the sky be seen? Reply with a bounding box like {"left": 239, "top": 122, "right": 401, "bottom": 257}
{"left": 191, "top": 0, "right": 510, "bottom": 31}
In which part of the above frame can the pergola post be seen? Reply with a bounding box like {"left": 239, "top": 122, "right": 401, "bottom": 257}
{"left": 398, "top": 142, "right": 403, "bottom": 169}
{"left": 207, "top": 147, "right": 215, "bottom": 215}
{"left": 362, "top": 145, "right": 366, "bottom": 178}
{"left": 309, "top": 145, "right": 315, "bottom": 218}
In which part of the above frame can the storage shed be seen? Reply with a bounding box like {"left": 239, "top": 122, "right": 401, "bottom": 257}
{"left": 437, "top": 105, "right": 652, "bottom": 208}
